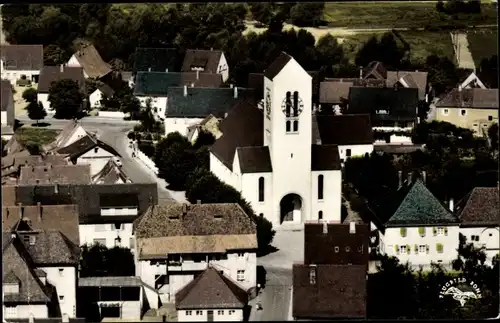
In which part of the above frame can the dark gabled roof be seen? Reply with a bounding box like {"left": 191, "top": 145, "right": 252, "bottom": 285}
{"left": 133, "top": 47, "right": 179, "bottom": 73}
{"left": 363, "top": 61, "right": 387, "bottom": 80}
{"left": 181, "top": 49, "right": 223, "bottom": 74}
{"left": 347, "top": 87, "right": 418, "bottom": 122}
{"left": 304, "top": 223, "right": 370, "bottom": 266}
{"left": 19, "top": 231, "right": 80, "bottom": 265}
{"left": 175, "top": 267, "right": 248, "bottom": 309}
{"left": 92, "top": 159, "right": 130, "bottom": 184}
{"left": 311, "top": 144, "right": 341, "bottom": 171}
{"left": 211, "top": 102, "right": 264, "bottom": 170}
{"left": 456, "top": 187, "right": 499, "bottom": 226}
{"left": 57, "top": 135, "right": 120, "bottom": 159}
{"left": 72, "top": 44, "right": 112, "bottom": 79}
{"left": 166, "top": 87, "right": 254, "bottom": 118}
{"left": 319, "top": 81, "right": 353, "bottom": 104}
{"left": 375, "top": 179, "right": 459, "bottom": 227}
{"left": 18, "top": 164, "right": 91, "bottom": 185}
{"left": 325, "top": 77, "right": 386, "bottom": 88}
{"left": 1, "top": 79, "right": 13, "bottom": 112}
{"left": 134, "top": 72, "right": 223, "bottom": 96}
{"left": 99, "top": 193, "right": 139, "bottom": 208}
{"left": 264, "top": 52, "right": 292, "bottom": 81}
{"left": 435, "top": 88, "right": 498, "bottom": 109}
{"left": 38, "top": 66, "right": 86, "bottom": 93}
{"left": 314, "top": 114, "right": 373, "bottom": 146}
{"left": 236, "top": 146, "right": 272, "bottom": 173}
{"left": 386, "top": 71, "right": 428, "bottom": 100}
{"left": 181, "top": 72, "right": 223, "bottom": 88}
{"left": 5, "top": 318, "right": 86, "bottom": 323}
{"left": 292, "top": 264, "right": 367, "bottom": 319}
{"left": 0, "top": 45, "right": 43, "bottom": 70}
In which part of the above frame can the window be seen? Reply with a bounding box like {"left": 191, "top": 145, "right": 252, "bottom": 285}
{"left": 357, "top": 246, "right": 363, "bottom": 253}
{"left": 293, "top": 91, "right": 299, "bottom": 117}
{"left": 309, "top": 266, "right": 317, "bottom": 285}
{"left": 334, "top": 246, "right": 339, "bottom": 253}
{"left": 460, "top": 109, "right": 466, "bottom": 116}
{"left": 114, "top": 222, "right": 123, "bottom": 230}
{"left": 93, "top": 238, "right": 106, "bottom": 246}
{"left": 130, "top": 237, "right": 135, "bottom": 249}
{"left": 419, "top": 245, "right": 426, "bottom": 253}
{"left": 293, "top": 120, "right": 299, "bottom": 132}
{"left": 3, "top": 283, "right": 19, "bottom": 294}
{"left": 443, "top": 109, "right": 449, "bottom": 115}
{"left": 229, "top": 310, "right": 235, "bottom": 315}
{"left": 318, "top": 175, "right": 324, "bottom": 200}
{"left": 345, "top": 246, "right": 351, "bottom": 252}
{"left": 346, "top": 149, "right": 352, "bottom": 157}
{"left": 488, "top": 115, "right": 493, "bottom": 121}
{"left": 185, "top": 311, "right": 192, "bottom": 316}
{"left": 94, "top": 147, "right": 99, "bottom": 153}
{"left": 318, "top": 211, "right": 323, "bottom": 220}
{"left": 286, "top": 120, "right": 291, "bottom": 132}
{"left": 59, "top": 295, "right": 65, "bottom": 302}
{"left": 218, "top": 310, "right": 224, "bottom": 315}
{"left": 399, "top": 245, "right": 407, "bottom": 253}
{"left": 59, "top": 268, "right": 64, "bottom": 276}
{"left": 285, "top": 91, "right": 292, "bottom": 116}
{"left": 473, "top": 123, "right": 478, "bottom": 127}
{"left": 238, "top": 252, "right": 245, "bottom": 259}
{"left": 237, "top": 270, "right": 245, "bottom": 281}
{"left": 259, "top": 213, "right": 263, "bottom": 218}
{"left": 258, "top": 177, "right": 265, "bottom": 202}
{"left": 23, "top": 235, "right": 30, "bottom": 243}
{"left": 437, "top": 227, "right": 445, "bottom": 235}
{"left": 471, "top": 235, "right": 480, "bottom": 242}
{"left": 489, "top": 233, "right": 493, "bottom": 237}
{"left": 5, "top": 306, "right": 17, "bottom": 318}
{"left": 196, "top": 311, "right": 202, "bottom": 316}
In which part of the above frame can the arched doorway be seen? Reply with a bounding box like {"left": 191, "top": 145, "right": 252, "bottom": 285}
{"left": 280, "top": 194, "right": 302, "bottom": 224}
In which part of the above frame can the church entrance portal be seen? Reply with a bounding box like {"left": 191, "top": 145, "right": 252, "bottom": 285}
{"left": 280, "top": 194, "right": 302, "bottom": 224}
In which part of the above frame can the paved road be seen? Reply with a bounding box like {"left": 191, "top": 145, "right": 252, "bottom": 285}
{"left": 250, "top": 267, "right": 293, "bottom": 321}
{"left": 451, "top": 32, "right": 476, "bottom": 70}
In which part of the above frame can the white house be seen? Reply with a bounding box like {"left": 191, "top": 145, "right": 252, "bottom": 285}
{"left": 56, "top": 134, "right": 122, "bottom": 175}
{"left": 374, "top": 175, "right": 460, "bottom": 270}
{"left": 459, "top": 71, "right": 487, "bottom": 89}
{"left": 43, "top": 119, "right": 90, "bottom": 152}
{"left": 66, "top": 44, "right": 112, "bottom": 79}
{"left": 3, "top": 204, "right": 81, "bottom": 320}
{"left": 89, "top": 84, "right": 114, "bottom": 109}
{"left": 37, "top": 65, "right": 85, "bottom": 112}
{"left": 456, "top": 187, "right": 499, "bottom": 266}
{"left": 210, "top": 52, "right": 343, "bottom": 227}
{"left": 175, "top": 267, "right": 248, "bottom": 322}
{"left": 1, "top": 79, "right": 15, "bottom": 126}
{"left": 91, "top": 158, "right": 131, "bottom": 184}
{"left": 181, "top": 49, "right": 229, "bottom": 83}
{"left": 0, "top": 44, "right": 44, "bottom": 85}
{"left": 134, "top": 203, "right": 258, "bottom": 310}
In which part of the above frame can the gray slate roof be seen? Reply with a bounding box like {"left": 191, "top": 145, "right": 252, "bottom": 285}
{"left": 0, "top": 45, "right": 43, "bottom": 70}
{"left": 314, "top": 115, "right": 373, "bottom": 146}
{"left": 38, "top": 66, "right": 86, "bottom": 93}
{"left": 134, "top": 72, "right": 222, "bottom": 96}
{"left": 57, "top": 135, "right": 120, "bottom": 160}
{"left": 133, "top": 47, "right": 179, "bottom": 73}
{"left": 264, "top": 52, "right": 292, "bottom": 81}
{"left": 456, "top": 187, "right": 499, "bottom": 226}
{"left": 435, "top": 88, "right": 499, "bottom": 109}
{"left": 236, "top": 147, "right": 273, "bottom": 173}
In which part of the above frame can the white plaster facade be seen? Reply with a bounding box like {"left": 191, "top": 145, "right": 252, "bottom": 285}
{"left": 0, "top": 64, "right": 40, "bottom": 86}
{"left": 89, "top": 89, "right": 105, "bottom": 108}
{"left": 79, "top": 222, "right": 136, "bottom": 251}
{"left": 42, "top": 266, "right": 78, "bottom": 318}
{"left": 338, "top": 144, "right": 374, "bottom": 162}
{"left": 379, "top": 225, "right": 460, "bottom": 269}
{"left": 178, "top": 308, "right": 243, "bottom": 322}
{"left": 67, "top": 55, "right": 90, "bottom": 78}
{"left": 217, "top": 53, "right": 229, "bottom": 83}
{"left": 3, "top": 304, "right": 48, "bottom": 319}
{"left": 73, "top": 148, "right": 118, "bottom": 175}
{"left": 210, "top": 55, "right": 342, "bottom": 227}
{"left": 37, "top": 93, "right": 51, "bottom": 112}
{"left": 459, "top": 226, "right": 499, "bottom": 266}
{"left": 136, "top": 251, "right": 256, "bottom": 309}
{"left": 137, "top": 96, "right": 168, "bottom": 121}
{"left": 164, "top": 118, "right": 205, "bottom": 137}
{"left": 1, "top": 110, "right": 6, "bottom": 125}
{"left": 60, "top": 125, "right": 88, "bottom": 149}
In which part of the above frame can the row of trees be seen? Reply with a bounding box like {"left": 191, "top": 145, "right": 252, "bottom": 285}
{"left": 436, "top": 0, "right": 482, "bottom": 15}
{"left": 152, "top": 131, "right": 275, "bottom": 255}
{"left": 79, "top": 244, "right": 135, "bottom": 277}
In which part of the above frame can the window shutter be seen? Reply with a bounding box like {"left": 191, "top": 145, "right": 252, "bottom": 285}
{"left": 426, "top": 245, "right": 429, "bottom": 253}
{"left": 395, "top": 245, "right": 399, "bottom": 254}
{"left": 444, "top": 227, "right": 448, "bottom": 236}
{"left": 400, "top": 228, "right": 406, "bottom": 237}
{"left": 433, "top": 227, "right": 437, "bottom": 236}
{"left": 414, "top": 244, "right": 418, "bottom": 254}
{"left": 419, "top": 227, "right": 425, "bottom": 236}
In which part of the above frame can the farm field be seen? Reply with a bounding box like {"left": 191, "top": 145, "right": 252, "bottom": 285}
{"left": 466, "top": 28, "right": 498, "bottom": 68}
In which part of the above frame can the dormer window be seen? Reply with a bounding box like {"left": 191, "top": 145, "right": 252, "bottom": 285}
{"left": 309, "top": 266, "right": 317, "bottom": 285}
{"left": 214, "top": 214, "right": 223, "bottom": 219}
{"left": 29, "top": 235, "right": 36, "bottom": 245}
{"left": 23, "top": 235, "right": 30, "bottom": 244}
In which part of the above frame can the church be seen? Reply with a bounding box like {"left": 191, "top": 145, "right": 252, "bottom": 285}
{"left": 210, "top": 52, "right": 373, "bottom": 227}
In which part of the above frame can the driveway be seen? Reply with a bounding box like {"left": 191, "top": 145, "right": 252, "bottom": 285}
{"left": 258, "top": 227, "right": 304, "bottom": 270}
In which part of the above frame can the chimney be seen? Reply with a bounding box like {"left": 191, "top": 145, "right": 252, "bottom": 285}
{"left": 312, "top": 103, "right": 317, "bottom": 113}
{"left": 458, "top": 84, "right": 462, "bottom": 92}
{"left": 37, "top": 202, "right": 42, "bottom": 221}
{"left": 422, "top": 171, "right": 427, "bottom": 184}
{"left": 18, "top": 203, "right": 23, "bottom": 219}
{"left": 449, "top": 198, "right": 454, "bottom": 212}
{"left": 349, "top": 222, "right": 356, "bottom": 234}
{"left": 197, "top": 200, "right": 201, "bottom": 204}
{"left": 149, "top": 194, "right": 153, "bottom": 206}
{"left": 182, "top": 204, "right": 188, "bottom": 216}
{"left": 62, "top": 314, "right": 69, "bottom": 323}
{"left": 359, "top": 66, "right": 363, "bottom": 79}
{"left": 54, "top": 184, "right": 59, "bottom": 194}
{"left": 224, "top": 112, "right": 228, "bottom": 118}
{"left": 196, "top": 70, "right": 199, "bottom": 80}
{"left": 183, "top": 85, "right": 188, "bottom": 97}
{"left": 322, "top": 221, "right": 328, "bottom": 234}
{"left": 210, "top": 48, "right": 213, "bottom": 51}
{"left": 60, "top": 64, "right": 64, "bottom": 73}
{"left": 234, "top": 86, "right": 238, "bottom": 99}
{"left": 11, "top": 232, "right": 16, "bottom": 239}
{"left": 398, "top": 171, "right": 403, "bottom": 188}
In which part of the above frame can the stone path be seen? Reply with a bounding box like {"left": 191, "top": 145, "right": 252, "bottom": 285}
{"left": 450, "top": 32, "right": 476, "bottom": 70}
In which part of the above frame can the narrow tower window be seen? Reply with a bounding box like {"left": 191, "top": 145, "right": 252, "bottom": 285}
{"left": 318, "top": 211, "right": 323, "bottom": 220}
{"left": 293, "top": 120, "right": 299, "bottom": 132}
{"left": 258, "top": 177, "right": 265, "bottom": 202}
{"left": 285, "top": 91, "right": 292, "bottom": 117}
{"left": 286, "top": 120, "right": 291, "bottom": 132}
{"left": 318, "top": 175, "right": 324, "bottom": 200}
{"left": 293, "top": 91, "right": 299, "bottom": 117}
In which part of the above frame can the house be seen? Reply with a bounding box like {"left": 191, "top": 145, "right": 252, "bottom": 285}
{"left": 91, "top": 158, "right": 131, "bottom": 184}
{"left": 133, "top": 71, "right": 223, "bottom": 120}
{"left": 313, "top": 114, "right": 374, "bottom": 162}
{"left": 459, "top": 71, "right": 487, "bottom": 89}
{"left": 386, "top": 70, "right": 429, "bottom": 102}
{"left": 43, "top": 120, "right": 90, "bottom": 152}
{"left": 13, "top": 183, "right": 158, "bottom": 251}
{"left": 66, "top": 44, "right": 112, "bottom": 80}
{"left": 56, "top": 135, "right": 121, "bottom": 175}
{"left": 181, "top": 49, "right": 229, "bottom": 83}
{"left": 186, "top": 114, "right": 222, "bottom": 144}
{"left": 347, "top": 87, "right": 419, "bottom": 131}
{"left": 18, "top": 164, "right": 91, "bottom": 185}
{"left": 1, "top": 79, "right": 15, "bottom": 126}
{"left": 37, "top": 66, "right": 86, "bottom": 112}
{"left": 3, "top": 203, "right": 80, "bottom": 319}
{"left": 175, "top": 266, "right": 249, "bottom": 322}
{"left": 134, "top": 203, "right": 257, "bottom": 309}
{"left": 2, "top": 153, "right": 68, "bottom": 180}
{"left": 77, "top": 276, "right": 150, "bottom": 321}
{"left": 0, "top": 44, "right": 44, "bottom": 85}
{"left": 89, "top": 84, "right": 114, "bottom": 109}
{"left": 120, "top": 71, "right": 134, "bottom": 89}
{"left": 434, "top": 88, "right": 498, "bottom": 135}
{"left": 210, "top": 52, "right": 342, "bottom": 227}
{"left": 292, "top": 222, "right": 369, "bottom": 319}
{"left": 133, "top": 48, "right": 180, "bottom": 74}
{"left": 371, "top": 173, "right": 460, "bottom": 270}
{"left": 455, "top": 187, "right": 499, "bottom": 266}
{"left": 164, "top": 86, "right": 254, "bottom": 137}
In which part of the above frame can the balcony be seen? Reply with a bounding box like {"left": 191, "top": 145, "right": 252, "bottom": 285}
{"left": 100, "top": 207, "right": 138, "bottom": 216}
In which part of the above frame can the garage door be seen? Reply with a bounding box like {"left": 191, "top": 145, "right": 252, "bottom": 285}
{"left": 101, "top": 306, "right": 121, "bottom": 318}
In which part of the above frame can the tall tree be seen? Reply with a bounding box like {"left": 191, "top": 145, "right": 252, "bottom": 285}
{"left": 79, "top": 244, "right": 135, "bottom": 277}
{"left": 26, "top": 101, "right": 47, "bottom": 126}
{"left": 48, "top": 79, "right": 84, "bottom": 119}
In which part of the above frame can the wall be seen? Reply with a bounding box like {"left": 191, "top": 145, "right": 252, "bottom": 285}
{"left": 79, "top": 222, "right": 135, "bottom": 250}
{"left": 435, "top": 107, "right": 498, "bottom": 134}
{"left": 379, "top": 225, "right": 459, "bottom": 269}
{"left": 459, "top": 226, "right": 499, "bottom": 266}
{"left": 241, "top": 172, "right": 273, "bottom": 221}
{"left": 210, "top": 153, "right": 239, "bottom": 190}
{"left": 310, "top": 170, "right": 342, "bottom": 223}
{"left": 89, "top": 90, "right": 103, "bottom": 108}
{"left": 1, "top": 69, "right": 41, "bottom": 86}
{"left": 38, "top": 93, "right": 51, "bottom": 111}
{"left": 60, "top": 126, "right": 88, "bottom": 149}
{"left": 338, "top": 144, "right": 373, "bottom": 162}
{"left": 137, "top": 96, "right": 168, "bottom": 121}
{"left": 97, "top": 111, "right": 126, "bottom": 119}
{"left": 4, "top": 304, "right": 48, "bottom": 319}
{"left": 178, "top": 308, "right": 243, "bottom": 322}
{"left": 42, "top": 266, "right": 77, "bottom": 318}
{"left": 218, "top": 53, "right": 230, "bottom": 83}
{"left": 67, "top": 55, "right": 89, "bottom": 78}
{"left": 1, "top": 111, "right": 6, "bottom": 125}
{"left": 165, "top": 117, "right": 205, "bottom": 137}
{"left": 75, "top": 148, "right": 116, "bottom": 175}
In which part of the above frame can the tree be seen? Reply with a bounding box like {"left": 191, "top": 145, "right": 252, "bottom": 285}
{"left": 249, "top": 3, "right": 275, "bottom": 25}
{"left": 289, "top": 3, "right": 325, "bottom": 27}
{"left": 425, "top": 55, "right": 461, "bottom": 97}
{"left": 79, "top": 244, "right": 135, "bottom": 277}
{"left": 436, "top": 0, "right": 446, "bottom": 13}
{"left": 26, "top": 101, "right": 47, "bottom": 126}
{"left": 487, "top": 123, "right": 498, "bottom": 151}
{"left": 48, "top": 79, "right": 84, "bottom": 119}
{"left": 478, "top": 55, "right": 498, "bottom": 88}
{"left": 22, "top": 88, "right": 37, "bottom": 103}
{"left": 192, "top": 130, "right": 216, "bottom": 150}
{"left": 417, "top": 100, "right": 431, "bottom": 122}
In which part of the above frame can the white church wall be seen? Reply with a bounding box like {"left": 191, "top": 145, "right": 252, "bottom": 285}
{"left": 310, "top": 170, "right": 342, "bottom": 223}
{"left": 338, "top": 144, "right": 374, "bottom": 161}
{"left": 241, "top": 172, "right": 273, "bottom": 220}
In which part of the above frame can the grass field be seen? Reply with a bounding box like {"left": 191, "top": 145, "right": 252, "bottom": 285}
{"left": 323, "top": 2, "right": 498, "bottom": 28}
{"left": 341, "top": 31, "right": 455, "bottom": 65}
{"left": 15, "top": 127, "right": 60, "bottom": 146}
{"left": 466, "top": 28, "right": 498, "bottom": 68}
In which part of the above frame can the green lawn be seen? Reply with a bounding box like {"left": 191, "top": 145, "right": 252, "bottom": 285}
{"left": 467, "top": 28, "right": 498, "bottom": 68}
{"left": 15, "top": 127, "right": 60, "bottom": 146}
{"left": 323, "top": 2, "right": 498, "bottom": 28}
